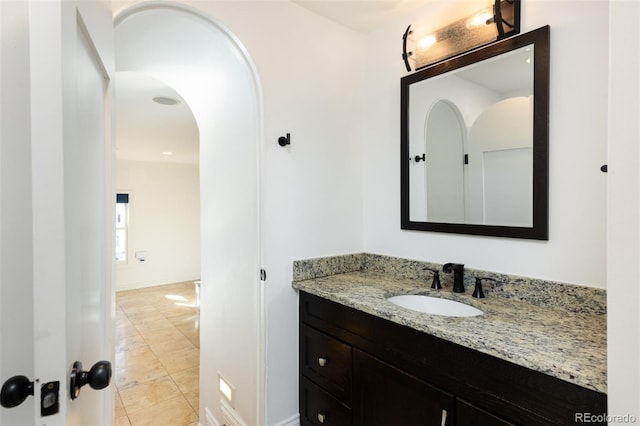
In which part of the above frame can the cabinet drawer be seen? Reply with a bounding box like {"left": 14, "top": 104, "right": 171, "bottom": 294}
{"left": 300, "top": 376, "right": 351, "bottom": 426}
{"left": 301, "top": 324, "right": 352, "bottom": 402}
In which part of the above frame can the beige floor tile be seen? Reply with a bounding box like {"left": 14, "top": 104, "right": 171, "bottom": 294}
{"left": 116, "top": 306, "right": 130, "bottom": 320}
{"left": 157, "top": 347, "right": 200, "bottom": 375}
{"left": 114, "top": 389, "right": 127, "bottom": 419}
{"left": 133, "top": 317, "right": 175, "bottom": 334}
{"left": 155, "top": 303, "right": 197, "bottom": 319}
{"left": 169, "top": 312, "right": 200, "bottom": 327}
{"left": 115, "top": 415, "right": 132, "bottom": 426}
{"left": 149, "top": 285, "right": 197, "bottom": 303}
{"left": 176, "top": 327, "right": 200, "bottom": 348}
{"left": 153, "top": 286, "right": 193, "bottom": 301}
{"left": 116, "top": 335, "right": 151, "bottom": 355}
{"left": 116, "top": 290, "right": 143, "bottom": 302}
{"left": 115, "top": 282, "right": 199, "bottom": 425}
{"left": 168, "top": 366, "right": 199, "bottom": 393}
{"left": 119, "top": 375, "right": 183, "bottom": 414}
{"left": 183, "top": 389, "right": 199, "bottom": 413}
{"left": 115, "top": 358, "right": 169, "bottom": 389}
{"left": 126, "top": 309, "right": 167, "bottom": 324}
{"left": 137, "top": 324, "right": 184, "bottom": 340}
{"left": 116, "top": 323, "right": 141, "bottom": 341}
{"left": 127, "top": 395, "right": 198, "bottom": 426}
{"left": 119, "top": 299, "right": 155, "bottom": 313}
{"left": 145, "top": 333, "right": 194, "bottom": 355}
{"left": 116, "top": 346, "right": 159, "bottom": 373}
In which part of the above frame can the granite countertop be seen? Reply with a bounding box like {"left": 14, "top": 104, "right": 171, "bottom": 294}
{"left": 293, "top": 270, "right": 607, "bottom": 394}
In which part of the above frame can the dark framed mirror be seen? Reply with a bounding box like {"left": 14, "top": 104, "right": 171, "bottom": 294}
{"left": 401, "top": 26, "right": 549, "bottom": 240}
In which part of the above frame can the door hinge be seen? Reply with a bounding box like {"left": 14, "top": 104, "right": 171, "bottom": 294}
{"left": 464, "top": 154, "right": 469, "bottom": 165}
{"left": 260, "top": 269, "right": 267, "bottom": 282}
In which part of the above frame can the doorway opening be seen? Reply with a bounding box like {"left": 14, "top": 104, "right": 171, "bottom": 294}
{"left": 113, "top": 70, "right": 202, "bottom": 425}
{"left": 112, "top": 3, "right": 264, "bottom": 425}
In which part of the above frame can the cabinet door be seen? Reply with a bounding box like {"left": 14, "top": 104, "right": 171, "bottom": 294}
{"left": 352, "top": 349, "right": 454, "bottom": 426}
{"left": 455, "top": 398, "right": 515, "bottom": 426}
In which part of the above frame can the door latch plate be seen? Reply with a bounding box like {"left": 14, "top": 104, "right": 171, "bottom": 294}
{"left": 40, "top": 381, "right": 59, "bottom": 416}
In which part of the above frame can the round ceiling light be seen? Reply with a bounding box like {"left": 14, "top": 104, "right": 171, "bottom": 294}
{"left": 152, "top": 96, "right": 180, "bottom": 106}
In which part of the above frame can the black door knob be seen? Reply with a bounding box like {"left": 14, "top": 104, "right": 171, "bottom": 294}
{"left": 70, "top": 360, "right": 112, "bottom": 400}
{"left": 1, "top": 375, "right": 34, "bottom": 408}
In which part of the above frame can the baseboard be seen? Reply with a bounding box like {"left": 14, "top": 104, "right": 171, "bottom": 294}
{"left": 220, "top": 400, "right": 248, "bottom": 426}
{"left": 205, "top": 406, "right": 299, "bottom": 426}
{"left": 205, "top": 408, "right": 220, "bottom": 426}
{"left": 274, "top": 413, "right": 300, "bottom": 426}
{"left": 115, "top": 277, "right": 200, "bottom": 292}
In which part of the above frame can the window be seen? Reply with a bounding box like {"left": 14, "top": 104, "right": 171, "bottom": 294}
{"left": 116, "top": 193, "right": 129, "bottom": 263}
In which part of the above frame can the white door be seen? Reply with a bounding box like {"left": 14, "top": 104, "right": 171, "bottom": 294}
{"left": 0, "top": 1, "right": 114, "bottom": 424}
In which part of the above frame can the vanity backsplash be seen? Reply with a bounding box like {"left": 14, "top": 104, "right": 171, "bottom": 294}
{"left": 293, "top": 253, "right": 606, "bottom": 315}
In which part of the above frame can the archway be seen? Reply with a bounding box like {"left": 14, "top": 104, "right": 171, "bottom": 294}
{"left": 114, "top": 3, "right": 264, "bottom": 424}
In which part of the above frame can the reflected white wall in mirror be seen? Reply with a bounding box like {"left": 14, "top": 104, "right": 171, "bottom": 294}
{"left": 468, "top": 96, "right": 533, "bottom": 226}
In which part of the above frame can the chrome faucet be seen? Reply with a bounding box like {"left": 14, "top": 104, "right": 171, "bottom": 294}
{"left": 443, "top": 263, "right": 465, "bottom": 293}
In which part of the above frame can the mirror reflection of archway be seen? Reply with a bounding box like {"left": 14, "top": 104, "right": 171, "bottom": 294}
{"left": 424, "top": 99, "right": 466, "bottom": 223}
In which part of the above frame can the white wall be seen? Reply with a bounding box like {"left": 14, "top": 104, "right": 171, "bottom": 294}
{"left": 363, "top": 1, "right": 608, "bottom": 289}
{"left": 607, "top": 0, "right": 640, "bottom": 422}
{"left": 116, "top": 160, "right": 200, "bottom": 290}
{"left": 174, "top": 3, "right": 366, "bottom": 424}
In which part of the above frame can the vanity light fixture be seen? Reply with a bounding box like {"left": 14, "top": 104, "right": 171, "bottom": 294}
{"left": 402, "top": 0, "right": 521, "bottom": 72}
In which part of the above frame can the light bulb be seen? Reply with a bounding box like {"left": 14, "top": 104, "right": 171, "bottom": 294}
{"left": 417, "top": 35, "right": 436, "bottom": 50}
{"left": 467, "top": 11, "right": 493, "bottom": 28}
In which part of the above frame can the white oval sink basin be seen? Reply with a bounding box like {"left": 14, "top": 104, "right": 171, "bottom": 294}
{"left": 387, "top": 295, "right": 483, "bottom": 317}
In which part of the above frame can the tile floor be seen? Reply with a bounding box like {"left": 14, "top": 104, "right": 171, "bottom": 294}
{"left": 114, "top": 281, "right": 200, "bottom": 426}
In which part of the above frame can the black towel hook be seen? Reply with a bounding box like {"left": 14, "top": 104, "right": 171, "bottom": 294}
{"left": 278, "top": 133, "right": 291, "bottom": 147}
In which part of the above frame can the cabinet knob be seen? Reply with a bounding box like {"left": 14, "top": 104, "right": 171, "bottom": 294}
{"left": 318, "top": 357, "right": 327, "bottom": 367}
{"left": 317, "top": 413, "right": 325, "bottom": 423}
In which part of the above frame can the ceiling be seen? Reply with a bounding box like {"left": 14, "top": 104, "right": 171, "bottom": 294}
{"left": 292, "top": 0, "right": 428, "bottom": 33}
{"left": 115, "top": 72, "right": 200, "bottom": 164}
{"left": 456, "top": 46, "right": 533, "bottom": 95}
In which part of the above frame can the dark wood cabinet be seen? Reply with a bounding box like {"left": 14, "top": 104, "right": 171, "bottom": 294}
{"left": 353, "top": 349, "right": 454, "bottom": 426}
{"left": 299, "top": 291, "right": 606, "bottom": 426}
{"left": 300, "top": 376, "right": 351, "bottom": 426}
{"left": 455, "top": 398, "right": 514, "bottom": 426}
{"left": 301, "top": 324, "right": 352, "bottom": 403}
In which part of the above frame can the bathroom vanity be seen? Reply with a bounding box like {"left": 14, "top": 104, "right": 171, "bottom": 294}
{"left": 295, "top": 21, "right": 603, "bottom": 426}
{"left": 293, "top": 254, "right": 607, "bottom": 425}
